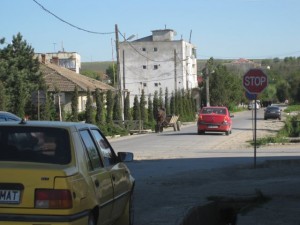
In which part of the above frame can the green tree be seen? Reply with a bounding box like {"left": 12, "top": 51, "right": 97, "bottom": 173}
{"left": 170, "top": 92, "right": 175, "bottom": 115}
{"left": 81, "top": 70, "right": 103, "bottom": 81}
{"left": 153, "top": 91, "right": 159, "bottom": 120}
{"left": 113, "top": 93, "right": 122, "bottom": 121}
{"left": 174, "top": 90, "right": 180, "bottom": 115}
{"left": 85, "top": 88, "right": 94, "bottom": 124}
{"left": 124, "top": 92, "right": 131, "bottom": 120}
{"left": 276, "top": 82, "right": 289, "bottom": 103}
{"left": 147, "top": 94, "right": 154, "bottom": 122}
{"left": 132, "top": 95, "right": 140, "bottom": 120}
{"left": 41, "top": 93, "right": 55, "bottom": 121}
{"left": 106, "top": 64, "right": 117, "bottom": 87}
{"left": 164, "top": 87, "right": 170, "bottom": 115}
{"left": 140, "top": 89, "right": 147, "bottom": 123}
{"left": 208, "top": 64, "right": 244, "bottom": 108}
{"left": 0, "top": 33, "right": 44, "bottom": 117}
{"left": 0, "top": 81, "right": 7, "bottom": 110}
{"left": 95, "top": 88, "right": 104, "bottom": 124}
{"left": 71, "top": 86, "right": 79, "bottom": 122}
{"left": 159, "top": 87, "right": 163, "bottom": 107}
{"left": 106, "top": 90, "right": 113, "bottom": 123}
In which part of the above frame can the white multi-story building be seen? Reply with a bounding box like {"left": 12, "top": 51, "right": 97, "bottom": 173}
{"left": 119, "top": 29, "right": 198, "bottom": 107}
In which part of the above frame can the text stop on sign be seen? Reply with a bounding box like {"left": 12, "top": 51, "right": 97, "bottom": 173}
{"left": 244, "top": 76, "right": 267, "bottom": 87}
{"left": 243, "top": 69, "right": 268, "bottom": 94}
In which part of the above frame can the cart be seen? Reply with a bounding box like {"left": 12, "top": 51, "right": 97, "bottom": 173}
{"left": 155, "top": 114, "right": 181, "bottom": 133}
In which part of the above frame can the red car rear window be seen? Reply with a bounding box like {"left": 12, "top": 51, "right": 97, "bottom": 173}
{"left": 201, "top": 108, "right": 226, "bottom": 115}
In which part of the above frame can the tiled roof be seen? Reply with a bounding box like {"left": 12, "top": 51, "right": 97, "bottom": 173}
{"left": 40, "top": 63, "right": 115, "bottom": 92}
{"left": 231, "top": 58, "right": 254, "bottom": 64}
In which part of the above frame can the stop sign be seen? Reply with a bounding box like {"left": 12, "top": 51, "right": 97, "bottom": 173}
{"left": 243, "top": 69, "right": 268, "bottom": 94}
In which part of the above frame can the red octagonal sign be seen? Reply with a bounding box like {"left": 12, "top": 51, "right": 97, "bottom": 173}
{"left": 243, "top": 69, "right": 268, "bottom": 94}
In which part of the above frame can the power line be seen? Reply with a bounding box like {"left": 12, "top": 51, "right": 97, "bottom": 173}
{"left": 32, "top": 0, "right": 114, "bottom": 35}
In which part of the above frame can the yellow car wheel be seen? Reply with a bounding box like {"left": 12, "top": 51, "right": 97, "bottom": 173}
{"left": 88, "top": 212, "right": 96, "bottom": 225}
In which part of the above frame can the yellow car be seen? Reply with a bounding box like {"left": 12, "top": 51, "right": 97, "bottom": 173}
{"left": 0, "top": 120, "right": 135, "bottom": 225}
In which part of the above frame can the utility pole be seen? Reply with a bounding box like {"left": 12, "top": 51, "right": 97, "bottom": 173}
{"left": 122, "top": 49, "right": 126, "bottom": 114}
{"left": 115, "top": 24, "right": 123, "bottom": 119}
{"left": 205, "top": 57, "right": 214, "bottom": 107}
{"left": 205, "top": 66, "right": 210, "bottom": 107}
{"left": 115, "top": 24, "right": 121, "bottom": 92}
{"left": 174, "top": 49, "right": 177, "bottom": 91}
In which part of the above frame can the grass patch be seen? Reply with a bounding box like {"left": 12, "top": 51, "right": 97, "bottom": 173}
{"left": 284, "top": 104, "right": 300, "bottom": 113}
{"left": 255, "top": 135, "right": 289, "bottom": 146}
{"left": 254, "top": 110, "right": 300, "bottom": 146}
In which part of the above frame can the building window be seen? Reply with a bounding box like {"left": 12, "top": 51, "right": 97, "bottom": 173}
{"left": 143, "top": 65, "right": 147, "bottom": 69}
{"left": 154, "top": 83, "right": 159, "bottom": 87}
{"left": 154, "top": 65, "right": 158, "bottom": 70}
{"left": 143, "top": 83, "right": 147, "bottom": 87}
{"left": 154, "top": 47, "right": 158, "bottom": 52}
{"left": 142, "top": 47, "right": 146, "bottom": 51}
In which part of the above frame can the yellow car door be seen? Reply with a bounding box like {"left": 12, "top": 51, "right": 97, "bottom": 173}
{"left": 91, "top": 129, "right": 132, "bottom": 221}
{"left": 79, "top": 129, "right": 114, "bottom": 225}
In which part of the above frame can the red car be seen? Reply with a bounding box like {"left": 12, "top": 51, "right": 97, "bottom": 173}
{"left": 197, "top": 106, "right": 233, "bottom": 135}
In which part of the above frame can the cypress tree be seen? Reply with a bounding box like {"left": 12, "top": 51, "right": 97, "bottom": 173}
{"left": 182, "top": 89, "right": 188, "bottom": 119}
{"left": 124, "top": 91, "right": 131, "bottom": 120}
{"left": 174, "top": 90, "right": 179, "bottom": 115}
{"left": 132, "top": 95, "right": 140, "bottom": 120}
{"left": 170, "top": 92, "right": 175, "bottom": 115}
{"left": 95, "top": 88, "right": 104, "bottom": 124}
{"left": 164, "top": 87, "right": 170, "bottom": 115}
{"left": 177, "top": 89, "right": 183, "bottom": 117}
{"left": 113, "top": 92, "right": 122, "bottom": 121}
{"left": 147, "top": 94, "right": 154, "bottom": 123}
{"left": 106, "top": 90, "right": 113, "bottom": 124}
{"left": 71, "top": 85, "right": 79, "bottom": 122}
{"left": 153, "top": 91, "right": 159, "bottom": 120}
{"left": 40, "top": 92, "right": 54, "bottom": 121}
{"left": 85, "top": 88, "right": 94, "bottom": 124}
{"left": 159, "top": 87, "right": 163, "bottom": 107}
{"left": 140, "top": 89, "right": 147, "bottom": 123}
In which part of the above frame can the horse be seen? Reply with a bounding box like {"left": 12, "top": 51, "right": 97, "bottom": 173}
{"left": 155, "top": 108, "right": 166, "bottom": 133}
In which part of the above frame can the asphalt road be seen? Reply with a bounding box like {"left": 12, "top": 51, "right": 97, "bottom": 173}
{"left": 109, "top": 108, "right": 300, "bottom": 225}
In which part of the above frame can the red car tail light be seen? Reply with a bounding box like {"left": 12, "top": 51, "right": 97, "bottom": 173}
{"left": 35, "top": 189, "right": 72, "bottom": 209}
{"left": 222, "top": 117, "right": 229, "bottom": 124}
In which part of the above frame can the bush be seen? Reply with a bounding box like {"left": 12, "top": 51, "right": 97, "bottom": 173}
{"left": 144, "top": 120, "right": 156, "bottom": 130}
{"left": 255, "top": 114, "right": 300, "bottom": 146}
{"left": 290, "top": 115, "right": 300, "bottom": 137}
{"left": 98, "top": 122, "right": 128, "bottom": 137}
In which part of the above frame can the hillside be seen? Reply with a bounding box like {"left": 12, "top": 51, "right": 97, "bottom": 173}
{"left": 81, "top": 61, "right": 113, "bottom": 72}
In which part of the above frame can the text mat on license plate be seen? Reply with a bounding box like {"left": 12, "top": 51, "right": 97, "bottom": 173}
{"left": 0, "top": 190, "right": 21, "bottom": 204}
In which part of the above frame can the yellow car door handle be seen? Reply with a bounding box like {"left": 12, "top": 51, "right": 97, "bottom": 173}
{"left": 94, "top": 179, "right": 100, "bottom": 187}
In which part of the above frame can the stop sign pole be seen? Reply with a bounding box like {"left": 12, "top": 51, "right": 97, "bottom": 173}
{"left": 243, "top": 69, "right": 268, "bottom": 168}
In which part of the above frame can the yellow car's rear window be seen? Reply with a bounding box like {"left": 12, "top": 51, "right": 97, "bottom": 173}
{"left": 0, "top": 127, "right": 71, "bottom": 164}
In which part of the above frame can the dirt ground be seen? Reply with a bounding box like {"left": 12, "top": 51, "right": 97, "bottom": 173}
{"left": 134, "top": 112, "right": 300, "bottom": 225}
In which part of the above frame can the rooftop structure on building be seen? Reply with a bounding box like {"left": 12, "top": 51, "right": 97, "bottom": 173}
{"left": 35, "top": 52, "right": 81, "bottom": 73}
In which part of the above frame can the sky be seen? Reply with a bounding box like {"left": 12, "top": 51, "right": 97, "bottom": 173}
{"left": 1, "top": 0, "right": 300, "bottom": 62}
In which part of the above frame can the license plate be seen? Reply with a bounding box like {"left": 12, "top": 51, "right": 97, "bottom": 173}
{"left": 0, "top": 190, "right": 21, "bottom": 204}
{"left": 208, "top": 125, "right": 218, "bottom": 128}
